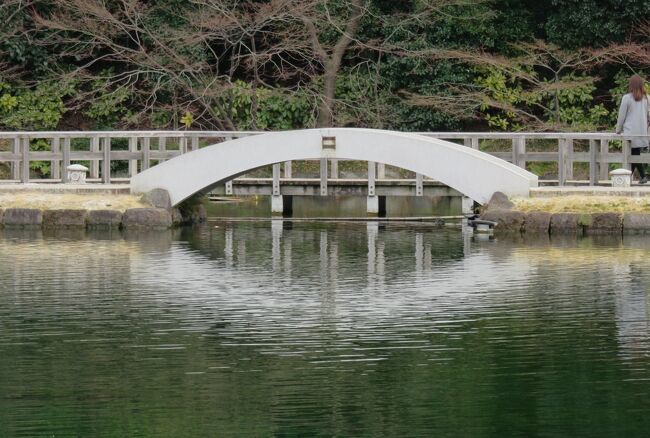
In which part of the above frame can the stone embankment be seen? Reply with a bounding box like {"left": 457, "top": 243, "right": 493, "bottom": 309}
{"left": 481, "top": 192, "right": 650, "bottom": 234}
{"left": 0, "top": 188, "right": 205, "bottom": 230}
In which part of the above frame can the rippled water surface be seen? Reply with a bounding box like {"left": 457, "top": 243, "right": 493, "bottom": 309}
{"left": 2, "top": 223, "right": 650, "bottom": 437}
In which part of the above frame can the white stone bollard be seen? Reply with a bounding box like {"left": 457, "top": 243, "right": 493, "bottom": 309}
{"left": 66, "top": 164, "right": 89, "bottom": 184}
{"left": 609, "top": 168, "right": 632, "bottom": 188}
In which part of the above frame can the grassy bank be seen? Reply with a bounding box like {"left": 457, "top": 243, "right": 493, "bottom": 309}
{"left": 512, "top": 196, "right": 650, "bottom": 214}
{"left": 0, "top": 192, "right": 148, "bottom": 212}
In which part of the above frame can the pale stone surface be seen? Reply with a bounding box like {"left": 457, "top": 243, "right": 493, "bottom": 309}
{"left": 3, "top": 208, "right": 43, "bottom": 227}
{"left": 122, "top": 208, "right": 172, "bottom": 229}
{"left": 610, "top": 168, "right": 632, "bottom": 188}
{"left": 42, "top": 209, "right": 88, "bottom": 228}
{"left": 0, "top": 190, "right": 145, "bottom": 211}
{"left": 484, "top": 191, "right": 514, "bottom": 212}
{"left": 67, "top": 164, "right": 89, "bottom": 184}
{"left": 623, "top": 213, "right": 650, "bottom": 233}
{"left": 131, "top": 128, "right": 538, "bottom": 206}
{"left": 585, "top": 213, "right": 623, "bottom": 234}
{"left": 271, "top": 195, "right": 284, "bottom": 214}
{"left": 141, "top": 188, "right": 171, "bottom": 210}
{"left": 367, "top": 195, "right": 379, "bottom": 215}
{"left": 87, "top": 210, "right": 123, "bottom": 228}
{"left": 462, "top": 197, "right": 475, "bottom": 214}
{"left": 550, "top": 213, "right": 581, "bottom": 233}
{"left": 524, "top": 211, "right": 551, "bottom": 233}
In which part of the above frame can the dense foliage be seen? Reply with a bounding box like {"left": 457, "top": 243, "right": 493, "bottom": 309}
{"left": 0, "top": 0, "right": 648, "bottom": 132}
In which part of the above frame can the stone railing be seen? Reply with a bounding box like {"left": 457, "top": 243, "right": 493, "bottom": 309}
{"left": 0, "top": 130, "right": 648, "bottom": 185}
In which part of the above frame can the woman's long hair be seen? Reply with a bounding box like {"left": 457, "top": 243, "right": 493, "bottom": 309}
{"left": 629, "top": 74, "right": 645, "bottom": 101}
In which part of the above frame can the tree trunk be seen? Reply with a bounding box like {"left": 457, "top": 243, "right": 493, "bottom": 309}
{"left": 317, "top": 63, "right": 338, "bottom": 127}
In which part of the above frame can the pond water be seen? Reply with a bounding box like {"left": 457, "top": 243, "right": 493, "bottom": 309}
{"left": 1, "top": 222, "right": 650, "bottom": 437}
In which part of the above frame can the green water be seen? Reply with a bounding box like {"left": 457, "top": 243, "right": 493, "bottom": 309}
{"left": 1, "top": 223, "right": 650, "bottom": 437}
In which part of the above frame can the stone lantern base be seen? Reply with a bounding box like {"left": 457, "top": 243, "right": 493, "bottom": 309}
{"left": 609, "top": 168, "right": 632, "bottom": 188}
{"left": 67, "top": 164, "right": 89, "bottom": 184}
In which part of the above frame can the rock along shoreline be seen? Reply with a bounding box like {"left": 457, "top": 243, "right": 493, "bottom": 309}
{"left": 0, "top": 206, "right": 206, "bottom": 230}
{"left": 0, "top": 188, "right": 206, "bottom": 230}
{"left": 480, "top": 192, "right": 650, "bottom": 235}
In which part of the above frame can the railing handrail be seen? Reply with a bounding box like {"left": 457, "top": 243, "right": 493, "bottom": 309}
{"left": 0, "top": 130, "right": 648, "bottom": 140}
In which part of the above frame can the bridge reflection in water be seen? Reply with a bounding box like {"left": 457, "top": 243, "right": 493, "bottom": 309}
{"left": 219, "top": 223, "right": 649, "bottom": 370}
{"left": 3, "top": 223, "right": 650, "bottom": 435}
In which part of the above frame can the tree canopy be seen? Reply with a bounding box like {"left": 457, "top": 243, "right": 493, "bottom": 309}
{"left": 0, "top": 0, "right": 648, "bottom": 132}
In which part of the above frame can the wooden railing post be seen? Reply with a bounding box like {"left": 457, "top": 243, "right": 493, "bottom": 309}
{"left": 565, "top": 138, "right": 574, "bottom": 180}
{"left": 62, "top": 137, "right": 71, "bottom": 183}
{"left": 589, "top": 139, "right": 598, "bottom": 185}
{"left": 599, "top": 139, "right": 609, "bottom": 181}
{"left": 102, "top": 137, "right": 111, "bottom": 184}
{"left": 11, "top": 137, "right": 20, "bottom": 180}
{"left": 90, "top": 136, "right": 100, "bottom": 178}
{"left": 158, "top": 137, "right": 167, "bottom": 163}
{"left": 128, "top": 136, "right": 138, "bottom": 176}
{"left": 191, "top": 136, "right": 199, "bottom": 152}
{"left": 284, "top": 161, "right": 292, "bottom": 178}
{"left": 21, "top": 137, "right": 29, "bottom": 183}
{"left": 142, "top": 137, "right": 150, "bottom": 170}
{"left": 558, "top": 138, "right": 566, "bottom": 186}
{"left": 471, "top": 137, "right": 480, "bottom": 150}
{"left": 51, "top": 137, "right": 60, "bottom": 180}
{"left": 512, "top": 136, "right": 526, "bottom": 168}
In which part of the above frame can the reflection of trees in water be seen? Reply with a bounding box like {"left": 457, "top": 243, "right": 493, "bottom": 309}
{"left": 615, "top": 263, "right": 650, "bottom": 360}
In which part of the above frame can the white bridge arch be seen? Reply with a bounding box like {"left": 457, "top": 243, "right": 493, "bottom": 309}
{"left": 130, "top": 128, "right": 538, "bottom": 206}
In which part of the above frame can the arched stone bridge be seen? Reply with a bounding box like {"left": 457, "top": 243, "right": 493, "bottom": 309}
{"left": 130, "top": 128, "right": 538, "bottom": 208}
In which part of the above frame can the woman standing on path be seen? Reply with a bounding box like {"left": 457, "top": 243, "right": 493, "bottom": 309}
{"left": 616, "top": 74, "right": 649, "bottom": 184}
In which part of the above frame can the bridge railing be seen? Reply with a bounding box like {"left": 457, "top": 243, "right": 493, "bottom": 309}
{"left": 0, "top": 131, "right": 648, "bottom": 186}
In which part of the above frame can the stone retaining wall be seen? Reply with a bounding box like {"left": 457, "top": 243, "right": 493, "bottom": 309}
{"left": 0, "top": 189, "right": 207, "bottom": 230}
{"left": 481, "top": 192, "right": 650, "bottom": 235}
{"left": 0, "top": 206, "right": 205, "bottom": 230}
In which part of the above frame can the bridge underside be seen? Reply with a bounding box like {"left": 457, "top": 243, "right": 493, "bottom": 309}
{"left": 211, "top": 178, "right": 461, "bottom": 197}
